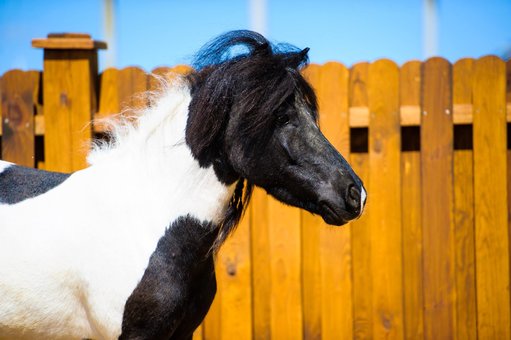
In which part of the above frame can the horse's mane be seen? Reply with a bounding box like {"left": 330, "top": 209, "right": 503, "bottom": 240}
{"left": 186, "top": 30, "right": 318, "bottom": 250}
{"left": 88, "top": 30, "right": 318, "bottom": 251}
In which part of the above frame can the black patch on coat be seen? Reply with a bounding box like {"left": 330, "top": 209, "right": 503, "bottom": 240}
{"left": 120, "top": 215, "right": 219, "bottom": 340}
{"left": 0, "top": 164, "right": 70, "bottom": 204}
{"left": 185, "top": 30, "right": 316, "bottom": 183}
{"left": 184, "top": 30, "right": 316, "bottom": 249}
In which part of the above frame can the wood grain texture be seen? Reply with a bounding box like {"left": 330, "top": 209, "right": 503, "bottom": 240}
{"left": 32, "top": 34, "right": 107, "bottom": 50}
{"left": 401, "top": 151, "right": 423, "bottom": 340}
{"left": 349, "top": 153, "right": 371, "bottom": 340}
{"left": 269, "top": 199, "right": 303, "bottom": 340}
{"left": 349, "top": 62, "right": 372, "bottom": 340}
{"left": 250, "top": 188, "right": 271, "bottom": 340}
{"left": 192, "top": 324, "right": 203, "bottom": 340}
{"left": 203, "top": 283, "right": 221, "bottom": 340}
{"left": 400, "top": 61, "right": 424, "bottom": 340}
{"left": 318, "top": 62, "right": 352, "bottom": 340}
{"left": 453, "top": 150, "right": 477, "bottom": 340}
{"left": 217, "top": 210, "right": 253, "bottom": 340}
{"left": 118, "top": 67, "right": 148, "bottom": 112}
{"left": 43, "top": 50, "right": 97, "bottom": 172}
{"left": 368, "top": 59, "right": 404, "bottom": 339}
{"left": 453, "top": 59, "right": 477, "bottom": 340}
{"left": 300, "top": 63, "right": 322, "bottom": 340}
{"left": 473, "top": 56, "right": 510, "bottom": 339}
{"left": 421, "top": 57, "right": 455, "bottom": 340}
{"left": 96, "top": 67, "right": 148, "bottom": 132}
{"left": 150, "top": 65, "right": 192, "bottom": 92}
{"left": 1, "top": 70, "right": 39, "bottom": 166}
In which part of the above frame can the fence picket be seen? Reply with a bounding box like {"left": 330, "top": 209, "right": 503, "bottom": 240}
{"left": 300, "top": 63, "right": 323, "bottom": 340}
{"left": 453, "top": 58, "right": 477, "bottom": 340}
{"left": 349, "top": 62, "right": 373, "bottom": 340}
{"left": 421, "top": 57, "right": 455, "bottom": 339}
{"left": 368, "top": 59, "right": 404, "bottom": 339}
{"left": 250, "top": 188, "right": 271, "bottom": 340}
{"left": 318, "top": 62, "right": 352, "bottom": 340}
{"left": 473, "top": 56, "right": 510, "bottom": 339}
{"left": 217, "top": 212, "right": 253, "bottom": 339}
{"left": 400, "top": 61, "right": 424, "bottom": 340}
{"left": 269, "top": 199, "right": 303, "bottom": 340}
{"left": 0, "top": 70, "right": 39, "bottom": 167}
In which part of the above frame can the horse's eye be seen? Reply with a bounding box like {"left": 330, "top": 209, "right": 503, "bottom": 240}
{"left": 276, "top": 114, "right": 290, "bottom": 126}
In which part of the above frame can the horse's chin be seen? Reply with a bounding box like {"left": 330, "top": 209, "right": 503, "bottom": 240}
{"left": 319, "top": 202, "right": 350, "bottom": 226}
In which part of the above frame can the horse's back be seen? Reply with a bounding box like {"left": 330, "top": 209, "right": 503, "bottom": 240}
{"left": 0, "top": 160, "right": 71, "bottom": 205}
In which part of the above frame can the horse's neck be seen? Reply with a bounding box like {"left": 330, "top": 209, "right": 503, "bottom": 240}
{"left": 87, "top": 85, "right": 236, "bottom": 227}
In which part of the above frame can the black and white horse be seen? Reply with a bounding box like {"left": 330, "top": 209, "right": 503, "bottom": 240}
{"left": 0, "top": 31, "right": 366, "bottom": 339}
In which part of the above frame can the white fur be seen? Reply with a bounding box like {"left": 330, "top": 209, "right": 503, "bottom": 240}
{"left": 0, "top": 81, "right": 235, "bottom": 339}
{"left": 360, "top": 186, "right": 367, "bottom": 216}
{"left": 0, "top": 160, "right": 13, "bottom": 174}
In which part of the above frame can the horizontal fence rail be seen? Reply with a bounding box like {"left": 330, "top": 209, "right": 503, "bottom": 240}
{"left": 1, "top": 50, "right": 510, "bottom": 339}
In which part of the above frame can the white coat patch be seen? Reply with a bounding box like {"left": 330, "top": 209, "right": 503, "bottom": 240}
{"left": 0, "top": 82, "right": 235, "bottom": 339}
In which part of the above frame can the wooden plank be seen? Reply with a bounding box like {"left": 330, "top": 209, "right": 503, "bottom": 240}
{"left": 300, "top": 63, "right": 322, "bottom": 340}
{"left": 454, "top": 59, "right": 474, "bottom": 108}
{"left": 97, "top": 67, "right": 120, "bottom": 118}
{"left": 453, "top": 59, "right": 477, "bottom": 340}
{"left": 453, "top": 150, "right": 477, "bottom": 340}
{"left": 32, "top": 33, "right": 107, "bottom": 50}
{"left": 348, "top": 103, "right": 511, "bottom": 127}
{"left": 118, "top": 66, "right": 148, "bottom": 112}
{"left": 368, "top": 59, "right": 404, "bottom": 339}
{"left": 203, "top": 283, "right": 221, "bottom": 340}
{"left": 150, "top": 65, "right": 192, "bottom": 92}
{"left": 217, "top": 209, "right": 252, "bottom": 339}
{"left": 192, "top": 325, "right": 203, "bottom": 340}
{"left": 400, "top": 61, "right": 421, "bottom": 108}
{"left": 318, "top": 62, "right": 352, "bottom": 340}
{"left": 399, "top": 61, "right": 424, "bottom": 340}
{"left": 349, "top": 153, "right": 371, "bottom": 340}
{"left": 506, "top": 59, "right": 511, "bottom": 105}
{"left": 421, "top": 57, "right": 455, "bottom": 339}
{"left": 0, "top": 70, "right": 39, "bottom": 166}
{"left": 250, "top": 188, "right": 271, "bottom": 340}
{"left": 473, "top": 56, "right": 510, "bottom": 339}
{"left": 350, "top": 62, "right": 369, "bottom": 111}
{"left": 401, "top": 152, "right": 423, "bottom": 340}
{"left": 269, "top": 199, "right": 302, "bottom": 340}
{"left": 43, "top": 50, "right": 97, "bottom": 172}
{"left": 96, "top": 67, "right": 148, "bottom": 132}
{"left": 349, "top": 61, "right": 373, "bottom": 340}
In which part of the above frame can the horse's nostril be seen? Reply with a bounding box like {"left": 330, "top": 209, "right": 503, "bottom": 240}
{"left": 349, "top": 185, "right": 359, "bottom": 200}
{"left": 346, "top": 184, "right": 361, "bottom": 214}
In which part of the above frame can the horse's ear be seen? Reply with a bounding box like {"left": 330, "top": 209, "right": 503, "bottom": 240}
{"left": 285, "top": 47, "right": 310, "bottom": 69}
{"left": 186, "top": 69, "right": 233, "bottom": 166}
{"left": 253, "top": 42, "right": 272, "bottom": 56}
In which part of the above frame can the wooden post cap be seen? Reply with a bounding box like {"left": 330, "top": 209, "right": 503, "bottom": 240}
{"left": 32, "top": 33, "right": 107, "bottom": 50}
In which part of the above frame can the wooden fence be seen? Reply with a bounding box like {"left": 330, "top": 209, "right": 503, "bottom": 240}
{"left": 1, "top": 34, "right": 510, "bottom": 339}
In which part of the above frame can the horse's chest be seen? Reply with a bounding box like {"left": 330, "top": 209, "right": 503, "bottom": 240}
{"left": 119, "top": 215, "right": 218, "bottom": 339}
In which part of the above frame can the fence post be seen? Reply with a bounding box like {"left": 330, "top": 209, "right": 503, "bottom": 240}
{"left": 32, "top": 33, "right": 106, "bottom": 172}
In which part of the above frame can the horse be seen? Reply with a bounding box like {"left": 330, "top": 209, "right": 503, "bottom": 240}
{"left": 0, "top": 30, "right": 366, "bottom": 340}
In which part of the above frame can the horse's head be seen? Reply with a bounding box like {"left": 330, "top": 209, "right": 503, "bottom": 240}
{"left": 187, "top": 30, "right": 366, "bottom": 231}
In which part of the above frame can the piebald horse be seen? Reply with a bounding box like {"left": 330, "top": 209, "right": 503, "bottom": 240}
{"left": 0, "top": 31, "right": 366, "bottom": 339}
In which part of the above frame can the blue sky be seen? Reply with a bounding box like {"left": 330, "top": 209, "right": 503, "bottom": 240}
{"left": 1, "top": 0, "right": 510, "bottom": 74}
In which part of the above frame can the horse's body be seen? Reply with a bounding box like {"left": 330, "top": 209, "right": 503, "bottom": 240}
{"left": 0, "top": 31, "right": 365, "bottom": 339}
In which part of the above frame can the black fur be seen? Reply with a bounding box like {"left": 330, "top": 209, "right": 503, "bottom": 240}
{"left": 0, "top": 164, "right": 70, "bottom": 204}
{"left": 121, "top": 30, "right": 365, "bottom": 339}
{"left": 120, "top": 215, "right": 218, "bottom": 340}
{"left": 185, "top": 30, "right": 317, "bottom": 249}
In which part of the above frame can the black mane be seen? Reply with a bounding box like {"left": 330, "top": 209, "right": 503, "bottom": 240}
{"left": 185, "top": 30, "right": 318, "bottom": 250}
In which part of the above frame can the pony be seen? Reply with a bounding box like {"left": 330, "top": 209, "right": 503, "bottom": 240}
{"left": 0, "top": 30, "right": 366, "bottom": 339}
